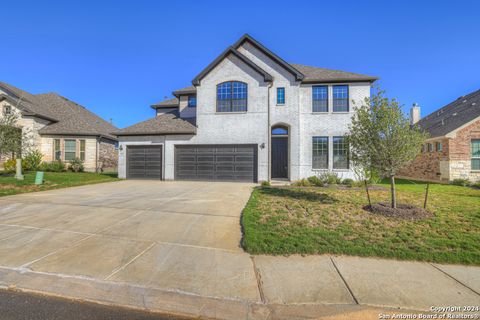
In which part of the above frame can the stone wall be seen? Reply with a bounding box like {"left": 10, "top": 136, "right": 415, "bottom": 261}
{"left": 447, "top": 119, "right": 480, "bottom": 182}
{"left": 98, "top": 138, "right": 118, "bottom": 172}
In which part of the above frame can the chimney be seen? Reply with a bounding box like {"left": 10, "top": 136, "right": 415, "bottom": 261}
{"left": 410, "top": 103, "right": 420, "bottom": 125}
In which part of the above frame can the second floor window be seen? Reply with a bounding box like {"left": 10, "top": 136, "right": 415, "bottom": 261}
{"left": 333, "top": 85, "right": 349, "bottom": 112}
{"left": 312, "top": 86, "right": 328, "bottom": 112}
{"left": 188, "top": 95, "right": 196, "bottom": 107}
{"left": 217, "top": 81, "right": 247, "bottom": 112}
{"left": 276, "top": 87, "right": 285, "bottom": 105}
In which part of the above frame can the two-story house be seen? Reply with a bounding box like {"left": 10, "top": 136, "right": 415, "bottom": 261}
{"left": 114, "top": 34, "right": 377, "bottom": 182}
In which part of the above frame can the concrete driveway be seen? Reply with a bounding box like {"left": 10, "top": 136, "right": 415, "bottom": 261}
{"left": 0, "top": 181, "right": 261, "bottom": 303}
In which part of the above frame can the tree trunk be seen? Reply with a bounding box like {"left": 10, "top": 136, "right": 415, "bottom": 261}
{"left": 423, "top": 183, "right": 430, "bottom": 209}
{"left": 390, "top": 175, "right": 396, "bottom": 208}
{"left": 364, "top": 179, "right": 372, "bottom": 207}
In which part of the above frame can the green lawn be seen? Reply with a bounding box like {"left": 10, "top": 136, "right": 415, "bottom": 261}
{"left": 0, "top": 171, "right": 120, "bottom": 197}
{"left": 242, "top": 180, "right": 480, "bottom": 265}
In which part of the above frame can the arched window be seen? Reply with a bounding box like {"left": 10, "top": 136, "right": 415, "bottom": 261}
{"left": 217, "top": 81, "right": 247, "bottom": 112}
{"left": 271, "top": 125, "right": 288, "bottom": 135}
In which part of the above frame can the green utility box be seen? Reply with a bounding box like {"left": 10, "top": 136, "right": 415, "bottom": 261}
{"left": 35, "top": 171, "right": 44, "bottom": 185}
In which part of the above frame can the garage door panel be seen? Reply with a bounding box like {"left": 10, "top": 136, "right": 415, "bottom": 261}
{"left": 175, "top": 145, "right": 256, "bottom": 182}
{"left": 127, "top": 146, "right": 162, "bottom": 180}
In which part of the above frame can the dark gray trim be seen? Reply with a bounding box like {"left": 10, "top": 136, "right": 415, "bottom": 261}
{"left": 114, "top": 131, "right": 196, "bottom": 137}
{"left": 232, "top": 34, "right": 304, "bottom": 81}
{"left": 302, "top": 78, "right": 377, "bottom": 84}
{"left": 39, "top": 132, "right": 118, "bottom": 142}
{"left": 173, "top": 88, "right": 196, "bottom": 97}
{"left": 192, "top": 47, "right": 272, "bottom": 86}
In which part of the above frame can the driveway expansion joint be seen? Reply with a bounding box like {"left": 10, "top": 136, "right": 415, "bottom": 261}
{"left": 250, "top": 256, "right": 266, "bottom": 304}
{"left": 329, "top": 256, "right": 359, "bottom": 305}
{"left": 429, "top": 263, "right": 480, "bottom": 296}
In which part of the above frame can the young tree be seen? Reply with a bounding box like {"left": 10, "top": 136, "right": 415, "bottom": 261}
{"left": 346, "top": 88, "right": 428, "bottom": 208}
{"left": 0, "top": 113, "right": 23, "bottom": 158}
{"left": 0, "top": 111, "right": 34, "bottom": 159}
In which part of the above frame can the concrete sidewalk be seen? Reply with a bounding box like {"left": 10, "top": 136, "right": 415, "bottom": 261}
{"left": 0, "top": 181, "right": 478, "bottom": 319}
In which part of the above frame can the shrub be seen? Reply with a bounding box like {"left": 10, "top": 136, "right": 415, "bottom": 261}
{"left": 341, "top": 178, "right": 355, "bottom": 187}
{"left": 23, "top": 150, "right": 43, "bottom": 171}
{"left": 307, "top": 176, "right": 324, "bottom": 187}
{"left": 472, "top": 182, "right": 480, "bottom": 189}
{"left": 292, "top": 178, "right": 311, "bottom": 187}
{"left": 3, "top": 159, "right": 16, "bottom": 173}
{"left": 451, "top": 178, "right": 470, "bottom": 187}
{"left": 260, "top": 180, "right": 271, "bottom": 187}
{"left": 69, "top": 158, "right": 84, "bottom": 173}
{"left": 39, "top": 160, "right": 66, "bottom": 172}
{"left": 317, "top": 171, "right": 342, "bottom": 185}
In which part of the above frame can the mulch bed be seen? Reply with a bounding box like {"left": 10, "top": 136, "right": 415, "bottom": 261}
{"left": 364, "top": 202, "right": 433, "bottom": 220}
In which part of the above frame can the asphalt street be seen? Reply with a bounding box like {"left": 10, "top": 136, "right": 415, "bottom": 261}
{"left": 0, "top": 289, "right": 192, "bottom": 320}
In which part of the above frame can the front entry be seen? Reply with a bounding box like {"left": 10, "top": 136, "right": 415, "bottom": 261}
{"left": 271, "top": 125, "right": 289, "bottom": 179}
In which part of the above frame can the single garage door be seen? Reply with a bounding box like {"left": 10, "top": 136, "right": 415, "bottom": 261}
{"left": 175, "top": 145, "right": 257, "bottom": 182}
{"left": 127, "top": 145, "right": 162, "bottom": 179}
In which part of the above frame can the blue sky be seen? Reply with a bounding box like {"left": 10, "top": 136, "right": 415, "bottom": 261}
{"left": 2, "top": 0, "right": 479, "bottom": 128}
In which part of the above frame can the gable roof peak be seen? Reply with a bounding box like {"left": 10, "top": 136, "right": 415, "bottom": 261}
{"left": 232, "top": 34, "right": 304, "bottom": 81}
{"left": 192, "top": 46, "right": 272, "bottom": 86}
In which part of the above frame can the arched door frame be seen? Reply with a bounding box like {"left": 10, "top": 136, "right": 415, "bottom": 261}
{"left": 270, "top": 123, "right": 290, "bottom": 180}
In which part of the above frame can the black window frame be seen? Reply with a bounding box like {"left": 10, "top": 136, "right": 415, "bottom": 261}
{"left": 332, "top": 85, "right": 349, "bottom": 112}
{"left": 216, "top": 81, "right": 248, "bottom": 113}
{"left": 3, "top": 105, "right": 12, "bottom": 116}
{"left": 276, "top": 87, "right": 285, "bottom": 105}
{"left": 187, "top": 95, "right": 197, "bottom": 108}
{"left": 312, "top": 136, "right": 329, "bottom": 169}
{"left": 332, "top": 136, "right": 349, "bottom": 169}
{"left": 312, "top": 86, "right": 328, "bottom": 112}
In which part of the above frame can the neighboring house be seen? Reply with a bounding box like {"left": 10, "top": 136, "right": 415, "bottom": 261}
{"left": 114, "top": 34, "right": 377, "bottom": 182}
{"left": 0, "top": 82, "right": 118, "bottom": 172}
{"left": 400, "top": 89, "right": 480, "bottom": 182}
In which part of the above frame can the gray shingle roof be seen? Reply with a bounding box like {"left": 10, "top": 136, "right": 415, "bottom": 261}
{"left": 290, "top": 64, "right": 378, "bottom": 83}
{"left": 0, "top": 81, "right": 117, "bottom": 140}
{"left": 113, "top": 111, "right": 196, "bottom": 136}
{"left": 36, "top": 93, "right": 118, "bottom": 140}
{"left": 417, "top": 89, "right": 480, "bottom": 138}
{"left": 151, "top": 97, "right": 179, "bottom": 109}
{"left": 173, "top": 86, "right": 196, "bottom": 97}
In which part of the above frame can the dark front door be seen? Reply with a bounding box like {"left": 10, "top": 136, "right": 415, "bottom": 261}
{"left": 271, "top": 137, "right": 288, "bottom": 178}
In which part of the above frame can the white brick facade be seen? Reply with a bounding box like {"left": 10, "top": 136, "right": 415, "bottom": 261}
{"left": 118, "top": 40, "right": 372, "bottom": 181}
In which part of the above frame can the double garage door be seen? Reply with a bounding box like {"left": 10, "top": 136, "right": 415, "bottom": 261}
{"left": 127, "top": 144, "right": 257, "bottom": 182}
{"left": 175, "top": 145, "right": 257, "bottom": 182}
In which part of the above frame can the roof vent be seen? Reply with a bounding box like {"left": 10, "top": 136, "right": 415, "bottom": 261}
{"left": 463, "top": 99, "right": 467, "bottom": 103}
{"left": 441, "top": 119, "right": 445, "bottom": 125}
{"left": 472, "top": 102, "right": 477, "bottom": 106}
{"left": 453, "top": 112, "right": 458, "bottom": 116}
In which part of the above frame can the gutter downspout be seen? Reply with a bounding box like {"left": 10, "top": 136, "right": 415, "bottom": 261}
{"left": 267, "top": 82, "right": 273, "bottom": 182}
